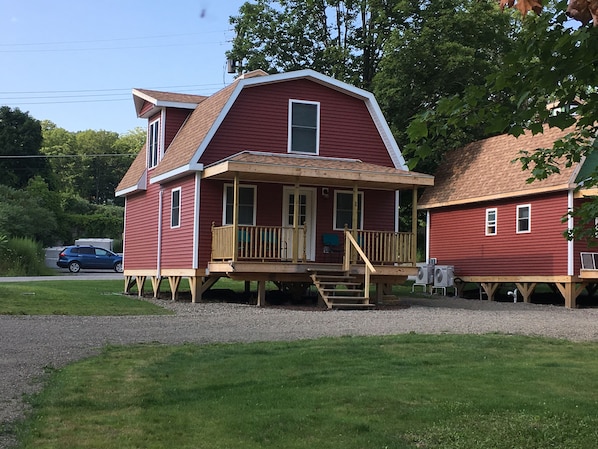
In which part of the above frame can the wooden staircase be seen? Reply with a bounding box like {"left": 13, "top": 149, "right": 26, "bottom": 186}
{"left": 310, "top": 271, "right": 375, "bottom": 309}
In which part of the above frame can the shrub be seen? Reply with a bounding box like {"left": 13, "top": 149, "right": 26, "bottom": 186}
{"left": 0, "top": 237, "right": 53, "bottom": 276}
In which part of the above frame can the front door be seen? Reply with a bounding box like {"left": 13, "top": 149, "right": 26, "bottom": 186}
{"left": 283, "top": 187, "right": 316, "bottom": 261}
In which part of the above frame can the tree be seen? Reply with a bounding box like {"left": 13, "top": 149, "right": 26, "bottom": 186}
{"left": 227, "top": 0, "right": 401, "bottom": 88}
{"left": 372, "top": 0, "right": 515, "bottom": 166}
{"left": 40, "top": 124, "right": 140, "bottom": 205}
{"left": 406, "top": 0, "right": 598, "bottom": 240}
{"left": 0, "top": 184, "right": 58, "bottom": 246}
{"left": 0, "top": 106, "right": 49, "bottom": 189}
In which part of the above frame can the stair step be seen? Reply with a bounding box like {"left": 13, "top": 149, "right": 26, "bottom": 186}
{"left": 327, "top": 295, "right": 368, "bottom": 302}
{"left": 323, "top": 291, "right": 365, "bottom": 297}
{"left": 331, "top": 303, "right": 376, "bottom": 309}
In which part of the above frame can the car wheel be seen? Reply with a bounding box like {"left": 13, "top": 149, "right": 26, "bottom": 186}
{"left": 114, "top": 262, "right": 123, "bottom": 273}
{"left": 68, "top": 261, "right": 81, "bottom": 273}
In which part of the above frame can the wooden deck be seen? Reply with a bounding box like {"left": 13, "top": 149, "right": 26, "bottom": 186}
{"left": 124, "top": 228, "right": 417, "bottom": 309}
{"left": 455, "top": 275, "right": 594, "bottom": 308}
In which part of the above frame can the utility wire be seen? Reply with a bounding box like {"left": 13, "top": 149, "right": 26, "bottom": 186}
{"left": 0, "top": 154, "right": 137, "bottom": 159}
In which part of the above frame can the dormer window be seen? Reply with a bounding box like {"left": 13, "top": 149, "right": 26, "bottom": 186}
{"left": 148, "top": 118, "right": 161, "bottom": 168}
{"left": 288, "top": 100, "right": 319, "bottom": 154}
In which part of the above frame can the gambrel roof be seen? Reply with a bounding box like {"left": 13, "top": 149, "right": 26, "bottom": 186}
{"left": 418, "top": 125, "right": 584, "bottom": 209}
{"left": 117, "top": 69, "right": 429, "bottom": 196}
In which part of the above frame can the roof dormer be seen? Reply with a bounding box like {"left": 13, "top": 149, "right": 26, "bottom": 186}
{"left": 132, "top": 88, "right": 207, "bottom": 119}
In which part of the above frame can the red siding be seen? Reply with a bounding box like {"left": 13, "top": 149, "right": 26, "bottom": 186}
{"left": 200, "top": 79, "right": 394, "bottom": 167}
{"left": 428, "top": 193, "right": 570, "bottom": 276}
{"left": 140, "top": 101, "right": 154, "bottom": 117}
{"left": 198, "top": 180, "right": 224, "bottom": 267}
{"left": 123, "top": 184, "right": 160, "bottom": 270}
{"left": 160, "top": 176, "right": 196, "bottom": 268}
{"left": 164, "top": 108, "right": 191, "bottom": 151}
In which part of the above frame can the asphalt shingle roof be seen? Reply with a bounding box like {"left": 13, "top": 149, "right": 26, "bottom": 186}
{"left": 418, "top": 125, "right": 579, "bottom": 209}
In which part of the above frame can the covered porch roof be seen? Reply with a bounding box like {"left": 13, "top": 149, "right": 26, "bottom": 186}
{"left": 201, "top": 151, "right": 434, "bottom": 190}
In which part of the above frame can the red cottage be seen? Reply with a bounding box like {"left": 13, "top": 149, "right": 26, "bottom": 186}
{"left": 418, "top": 125, "right": 598, "bottom": 308}
{"left": 116, "top": 69, "right": 434, "bottom": 308}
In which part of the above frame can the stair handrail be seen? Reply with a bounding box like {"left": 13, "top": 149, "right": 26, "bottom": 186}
{"left": 343, "top": 230, "right": 376, "bottom": 299}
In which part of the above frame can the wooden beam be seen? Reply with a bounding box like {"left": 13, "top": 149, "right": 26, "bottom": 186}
{"left": 257, "top": 280, "right": 266, "bottom": 307}
{"left": 189, "top": 277, "right": 200, "bottom": 303}
{"left": 135, "top": 276, "right": 146, "bottom": 297}
{"left": 352, "top": 184, "right": 358, "bottom": 239}
{"left": 124, "top": 275, "right": 136, "bottom": 294}
{"left": 151, "top": 276, "right": 162, "bottom": 299}
{"left": 514, "top": 282, "right": 536, "bottom": 303}
{"left": 292, "top": 183, "right": 299, "bottom": 263}
{"left": 480, "top": 282, "right": 500, "bottom": 301}
{"left": 232, "top": 173, "right": 239, "bottom": 263}
{"left": 168, "top": 276, "right": 182, "bottom": 301}
{"left": 411, "top": 188, "right": 418, "bottom": 263}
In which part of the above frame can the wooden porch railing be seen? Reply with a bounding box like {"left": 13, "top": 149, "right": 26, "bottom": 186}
{"left": 211, "top": 224, "right": 307, "bottom": 262}
{"left": 347, "top": 229, "right": 414, "bottom": 265}
{"left": 343, "top": 231, "right": 376, "bottom": 300}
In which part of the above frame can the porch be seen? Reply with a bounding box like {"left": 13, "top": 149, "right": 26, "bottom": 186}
{"left": 208, "top": 227, "right": 417, "bottom": 308}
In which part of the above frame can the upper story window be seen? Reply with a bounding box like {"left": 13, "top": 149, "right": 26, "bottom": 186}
{"left": 334, "top": 191, "right": 363, "bottom": 230}
{"left": 517, "top": 204, "right": 531, "bottom": 233}
{"left": 288, "top": 100, "right": 319, "bottom": 154}
{"left": 148, "top": 119, "right": 161, "bottom": 169}
{"left": 486, "top": 208, "right": 497, "bottom": 235}
{"left": 224, "top": 184, "right": 256, "bottom": 226}
{"left": 171, "top": 187, "right": 181, "bottom": 228}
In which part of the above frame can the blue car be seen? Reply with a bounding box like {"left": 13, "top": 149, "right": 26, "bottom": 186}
{"left": 57, "top": 245, "right": 123, "bottom": 273}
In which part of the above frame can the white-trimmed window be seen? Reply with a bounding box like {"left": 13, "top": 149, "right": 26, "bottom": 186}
{"left": 486, "top": 208, "right": 497, "bottom": 235}
{"left": 288, "top": 100, "right": 319, "bottom": 154}
{"left": 224, "top": 184, "right": 256, "bottom": 225}
{"left": 148, "top": 119, "right": 160, "bottom": 168}
{"left": 517, "top": 204, "right": 531, "bottom": 233}
{"left": 171, "top": 187, "right": 181, "bottom": 228}
{"left": 334, "top": 191, "right": 363, "bottom": 230}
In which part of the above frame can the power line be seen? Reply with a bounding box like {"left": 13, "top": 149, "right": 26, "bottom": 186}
{"left": 0, "top": 31, "right": 228, "bottom": 47}
{"left": 0, "top": 154, "right": 137, "bottom": 159}
{"left": 0, "top": 40, "right": 229, "bottom": 54}
{"left": 0, "top": 83, "right": 224, "bottom": 95}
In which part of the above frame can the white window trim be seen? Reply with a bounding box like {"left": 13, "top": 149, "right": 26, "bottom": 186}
{"left": 148, "top": 117, "right": 161, "bottom": 169}
{"left": 288, "top": 99, "right": 320, "bottom": 155}
{"left": 485, "top": 208, "right": 497, "bottom": 236}
{"left": 516, "top": 204, "right": 531, "bottom": 234}
{"left": 222, "top": 183, "right": 257, "bottom": 226}
{"left": 171, "top": 187, "right": 181, "bottom": 229}
{"left": 333, "top": 190, "right": 364, "bottom": 230}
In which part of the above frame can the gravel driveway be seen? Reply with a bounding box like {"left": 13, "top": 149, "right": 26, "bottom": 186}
{"left": 2, "top": 296, "right": 598, "bottom": 449}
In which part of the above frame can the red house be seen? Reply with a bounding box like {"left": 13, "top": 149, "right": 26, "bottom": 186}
{"left": 116, "top": 69, "right": 434, "bottom": 308}
{"left": 418, "top": 125, "right": 598, "bottom": 308}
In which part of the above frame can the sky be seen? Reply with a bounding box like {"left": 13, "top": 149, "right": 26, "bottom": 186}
{"left": 0, "top": 0, "right": 248, "bottom": 135}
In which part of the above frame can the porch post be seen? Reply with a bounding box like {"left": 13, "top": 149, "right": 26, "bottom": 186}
{"left": 411, "top": 187, "right": 418, "bottom": 265}
{"left": 352, "top": 184, "right": 358, "bottom": 238}
{"left": 232, "top": 173, "right": 239, "bottom": 262}
{"left": 292, "top": 183, "right": 300, "bottom": 263}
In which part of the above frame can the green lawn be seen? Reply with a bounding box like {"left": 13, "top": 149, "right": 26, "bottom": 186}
{"left": 17, "top": 335, "right": 598, "bottom": 448}
{"left": 0, "top": 280, "right": 172, "bottom": 315}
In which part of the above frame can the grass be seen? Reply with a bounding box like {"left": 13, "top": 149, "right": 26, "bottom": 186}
{"left": 17, "top": 334, "right": 598, "bottom": 448}
{"left": 0, "top": 280, "right": 172, "bottom": 315}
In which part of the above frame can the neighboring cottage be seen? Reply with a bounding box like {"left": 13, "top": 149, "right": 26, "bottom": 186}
{"left": 116, "top": 69, "right": 434, "bottom": 308}
{"left": 418, "top": 125, "right": 597, "bottom": 308}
